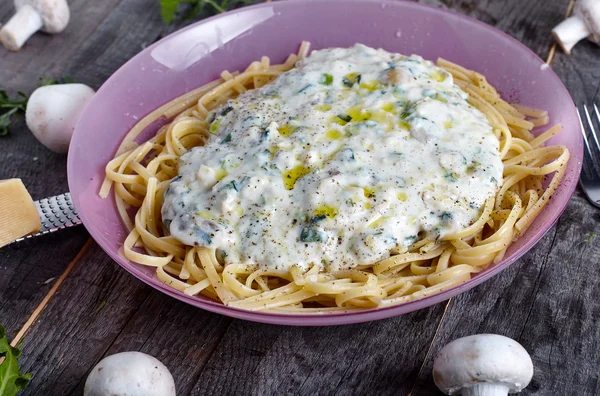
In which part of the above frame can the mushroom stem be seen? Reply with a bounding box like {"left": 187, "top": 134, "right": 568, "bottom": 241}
{"left": 0, "top": 4, "right": 43, "bottom": 51}
{"left": 462, "top": 383, "right": 510, "bottom": 396}
{"left": 552, "top": 15, "right": 590, "bottom": 54}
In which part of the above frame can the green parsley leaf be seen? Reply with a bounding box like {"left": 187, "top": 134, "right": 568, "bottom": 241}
{"left": 0, "top": 108, "right": 19, "bottom": 136}
{"left": 439, "top": 211, "right": 453, "bottom": 222}
{"left": 38, "top": 76, "right": 75, "bottom": 87}
{"left": 0, "top": 75, "right": 76, "bottom": 136}
{"left": 0, "top": 91, "right": 28, "bottom": 137}
{"left": 0, "top": 91, "right": 27, "bottom": 111}
{"left": 160, "top": 0, "right": 192, "bottom": 24}
{"left": 160, "top": 0, "right": 257, "bottom": 24}
{"left": 221, "top": 133, "right": 232, "bottom": 143}
{"left": 38, "top": 77, "right": 58, "bottom": 87}
{"left": 444, "top": 171, "right": 458, "bottom": 183}
{"left": 0, "top": 325, "right": 32, "bottom": 396}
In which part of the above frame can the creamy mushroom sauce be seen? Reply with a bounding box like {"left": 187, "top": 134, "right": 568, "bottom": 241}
{"left": 162, "top": 44, "right": 503, "bottom": 272}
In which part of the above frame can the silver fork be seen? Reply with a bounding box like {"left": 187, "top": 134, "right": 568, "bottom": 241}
{"left": 578, "top": 104, "right": 600, "bottom": 208}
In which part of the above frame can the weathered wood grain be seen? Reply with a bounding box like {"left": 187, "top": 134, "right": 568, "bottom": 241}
{"left": 409, "top": 219, "right": 560, "bottom": 394}
{"left": 186, "top": 305, "right": 445, "bottom": 396}
{"left": 0, "top": 229, "right": 88, "bottom": 338}
{"left": 7, "top": 3, "right": 444, "bottom": 395}
{"left": 409, "top": 5, "right": 600, "bottom": 391}
{"left": 95, "top": 292, "right": 233, "bottom": 396}
{"left": 421, "top": 0, "right": 567, "bottom": 59}
{"left": 552, "top": 39, "right": 600, "bottom": 105}
{"left": 0, "top": 0, "right": 121, "bottom": 340}
{"left": 15, "top": 244, "right": 152, "bottom": 395}
{"left": 410, "top": 1, "right": 600, "bottom": 395}
{"left": 0, "top": 0, "right": 122, "bottom": 95}
{"left": 412, "top": 191, "right": 600, "bottom": 396}
{"left": 11, "top": 244, "right": 234, "bottom": 395}
{"left": 408, "top": 0, "right": 600, "bottom": 395}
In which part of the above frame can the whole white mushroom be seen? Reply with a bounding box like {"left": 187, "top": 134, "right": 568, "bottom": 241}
{"left": 25, "top": 83, "right": 95, "bottom": 154}
{"left": 84, "top": 351, "right": 176, "bottom": 396}
{"left": 552, "top": 0, "right": 600, "bottom": 54}
{"left": 432, "top": 334, "right": 534, "bottom": 396}
{"left": 0, "top": 0, "right": 70, "bottom": 51}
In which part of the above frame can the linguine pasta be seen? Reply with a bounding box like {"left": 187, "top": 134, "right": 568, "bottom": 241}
{"left": 100, "top": 42, "right": 569, "bottom": 313}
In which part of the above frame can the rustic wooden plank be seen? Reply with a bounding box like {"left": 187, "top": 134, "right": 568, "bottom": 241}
{"left": 62, "top": 0, "right": 265, "bottom": 87}
{"left": 410, "top": 219, "right": 560, "bottom": 395}
{"left": 412, "top": 192, "right": 600, "bottom": 396}
{"left": 9, "top": 3, "right": 444, "bottom": 394}
{"left": 0, "top": 0, "right": 141, "bottom": 381}
{"left": 551, "top": 40, "right": 600, "bottom": 105}
{"left": 59, "top": 0, "right": 166, "bottom": 87}
{"left": 15, "top": 244, "right": 153, "bottom": 395}
{"left": 92, "top": 293, "right": 233, "bottom": 396}
{"left": 0, "top": 0, "right": 123, "bottom": 94}
{"left": 15, "top": 246, "right": 233, "bottom": 395}
{"left": 4, "top": 1, "right": 239, "bottom": 395}
{"left": 186, "top": 305, "right": 445, "bottom": 396}
{"left": 419, "top": 0, "right": 567, "bottom": 59}
{"left": 0, "top": 0, "right": 122, "bottom": 343}
{"left": 0, "top": 229, "right": 88, "bottom": 337}
{"left": 8, "top": 1, "right": 598, "bottom": 396}
{"left": 410, "top": 0, "right": 600, "bottom": 394}
{"left": 515, "top": 193, "right": 600, "bottom": 395}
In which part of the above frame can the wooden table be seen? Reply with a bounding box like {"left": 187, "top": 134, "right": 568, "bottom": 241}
{"left": 1, "top": 0, "right": 598, "bottom": 394}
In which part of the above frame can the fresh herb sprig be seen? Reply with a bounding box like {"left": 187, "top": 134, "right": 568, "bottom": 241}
{"left": 0, "top": 76, "right": 74, "bottom": 136}
{"left": 37, "top": 76, "right": 75, "bottom": 87}
{"left": 0, "top": 91, "right": 28, "bottom": 137}
{"left": 0, "top": 325, "right": 31, "bottom": 396}
{"left": 159, "top": 0, "right": 257, "bottom": 24}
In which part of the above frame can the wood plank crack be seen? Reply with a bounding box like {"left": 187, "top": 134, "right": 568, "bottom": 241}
{"left": 183, "top": 319, "right": 235, "bottom": 392}
{"left": 407, "top": 299, "right": 453, "bottom": 396}
{"left": 0, "top": 256, "right": 39, "bottom": 312}
{"left": 67, "top": 289, "right": 156, "bottom": 394}
{"left": 330, "top": 321, "right": 376, "bottom": 396}
{"left": 9, "top": 238, "right": 94, "bottom": 348}
{"left": 517, "top": 223, "right": 561, "bottom": 341}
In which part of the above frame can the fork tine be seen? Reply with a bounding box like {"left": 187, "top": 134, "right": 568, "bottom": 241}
{"left": 577, "top": 107, "right": 594, "bottom": 161}
{"left": 579, "top": 105, "right": 600, "bottom": 207}
{"left": 578, "top": 106, "right": 600, "bottom": 180}
{"left": 584, "top": 104, "right": 600, "bottom": 155}
{"left": 593, "top": 103, "right": 600, "bottom": 138}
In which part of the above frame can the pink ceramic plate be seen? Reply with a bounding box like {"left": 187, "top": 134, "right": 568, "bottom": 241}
{"left": 67, "top": 0, "right": 583, "bottom": 326}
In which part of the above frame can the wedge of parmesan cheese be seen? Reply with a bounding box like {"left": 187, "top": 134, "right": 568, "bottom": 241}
{"left": 0, "top": 179, "right": 41, "bottom": 248}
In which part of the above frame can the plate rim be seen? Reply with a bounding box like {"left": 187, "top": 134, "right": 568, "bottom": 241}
{"left": 67, "top": 0, "right": 583, "bottom": 326}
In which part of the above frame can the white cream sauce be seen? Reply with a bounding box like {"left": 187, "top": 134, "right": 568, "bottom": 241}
{"left": 162, "top": 44, "right": 503, "bottom": 272}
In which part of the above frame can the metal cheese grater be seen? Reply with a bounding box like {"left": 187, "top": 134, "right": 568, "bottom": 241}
{"left": 13, "top": 192, "right": 82, "bottom": 243}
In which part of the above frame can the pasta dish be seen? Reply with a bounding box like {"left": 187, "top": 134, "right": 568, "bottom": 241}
{"left": 100, "top": 43, "right": 569, "bottom": 313}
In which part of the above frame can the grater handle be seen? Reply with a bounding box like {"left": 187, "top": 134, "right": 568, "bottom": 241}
{"left": 13, "top": 192, "right": 82, "bottom": 243}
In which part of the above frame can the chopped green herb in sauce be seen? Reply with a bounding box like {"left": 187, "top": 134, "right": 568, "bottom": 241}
{"left": 162, "top": 44, "right": 503, "bottom": 272}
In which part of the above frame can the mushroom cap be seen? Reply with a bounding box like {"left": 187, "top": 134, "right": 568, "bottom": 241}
{"left": 84, "top": 351, "right": 176, "bottom": 396}
{"left": 575, "top": 0, "right": 600, "bottom": 43}
{"left": 25, "top": 83, "right": 95, "bottom": 153}
{"left": 14, "top": 0, "right": 69, "bottom": 33}
{"left": 432, "top": 334, "right": 534, "bottom": 395}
